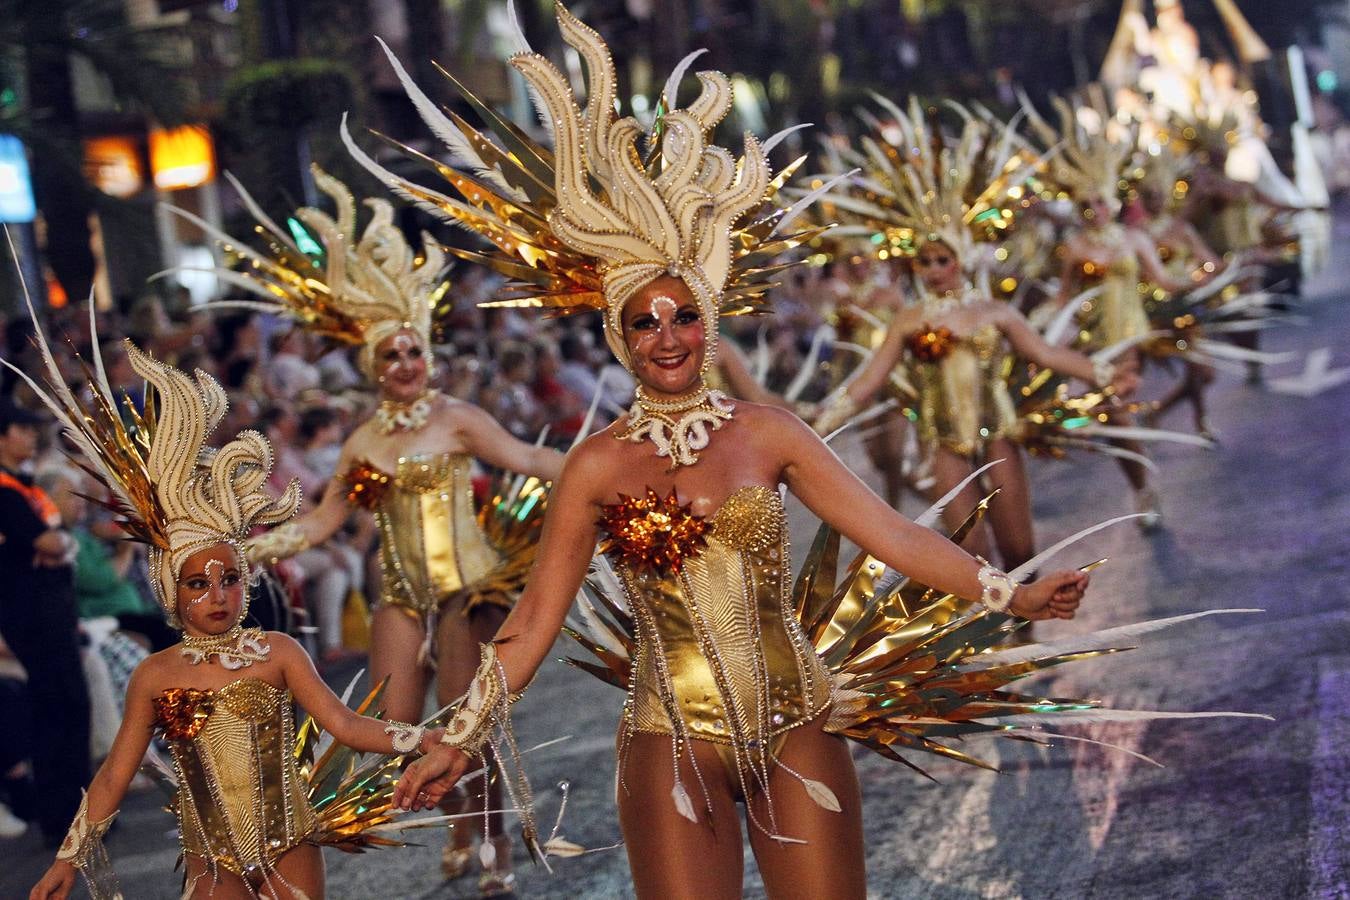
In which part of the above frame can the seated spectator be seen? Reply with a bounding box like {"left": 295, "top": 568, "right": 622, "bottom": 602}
{"left": 36, "top": 467, "right": 175, "bottom": 652}
{"left": 300, "top": 406, "right": 344, "bottom": 478}
{"left": 531, "top": 336, "right": 587, "bottom": 443}
{"left": 267, "top": 328, "right": 322, "bottom": 400}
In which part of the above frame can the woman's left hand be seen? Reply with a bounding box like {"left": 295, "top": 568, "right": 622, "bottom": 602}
{"left": 1009, "top": 570, "right": 1089, "bottom": 620}
{"left": 394, "top": 745, "right": 469, "bottom": 810}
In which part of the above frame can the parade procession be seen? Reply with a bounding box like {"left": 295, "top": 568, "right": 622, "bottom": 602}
{"left": 0, "top": 1, "right": 1345, "bottom": 897}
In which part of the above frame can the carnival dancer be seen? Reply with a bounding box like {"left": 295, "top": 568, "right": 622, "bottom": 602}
{"left": 167, "top": 169, "right": 564, "bottom": 894}
{"left": 1026, "top": 93, "right": 1201, "bottom": 527}
{"left": 13, "top": 313, "right": 443, "bottom": 900}
{"left": 809, "top": 98, "right": 1135, "bottom": 571}
{"left": 1129, "top": 148, "right": 1226, "bottom": 437}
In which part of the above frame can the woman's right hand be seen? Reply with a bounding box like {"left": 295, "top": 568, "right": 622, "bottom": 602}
{"left": 30, "top": 861, "right": 76, "bottom": 900}
{"left": 1009, "top": 570, "right": 1089, "bottom": 621}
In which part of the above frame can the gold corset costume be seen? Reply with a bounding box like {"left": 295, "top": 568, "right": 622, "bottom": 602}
{"left": 1078, "top": 252, "right": 1149, "bottom": 350}
{"left": 348, "top": 452, "right": 504, "bottom": 617}
{"left": 154, "top": 679, "right": 316, "bottom": 879}
{"left": 604, "top": 487, "right": 832, "bottom": 771}
{"left": 908, "top": 324, "right": 1019, "bottom": 456}
{"left": 1204, "top": 197, "right": 1262, "bottom": 257}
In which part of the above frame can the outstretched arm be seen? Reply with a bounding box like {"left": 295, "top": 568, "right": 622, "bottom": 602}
{"left": 1130, "top": 229, "right": 1198, "bottom": 293}
{"left": 456, "top": 402, "right": 566, "bottom": 481}
{"left": 275, "top": 634, "right": 440, "bottom": 755}
{"left": 31, "top": 664, "right": 157, "bottom": 900}
{"left": 773, "top": 407, "right": 1087, "bottom": 612}
{"left": 992, "top": 305, "right": 1135, "bottom": 393}
{"left": 838, "top": 314, "right": 909, "bottom": 406}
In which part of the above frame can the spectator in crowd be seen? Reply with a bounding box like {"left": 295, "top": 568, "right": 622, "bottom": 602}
{"left": 0, "top": 401, "right": 90, "bottom": 847}
{"left": 530, "top": 336, "right": 587, "bottom": 442}
{"left": 481, "top": 341, "right": 543, "bottom": 439}
{"left": 300, "top": 406, "right": 344, "bottom": 478}
{"left": 267, "top": 328, "right": 322, "bottom": 400}
{"left": 261, "top": 405, "right": 327, "bottom": 499}
{"left": 36, "top": 467, "right": 175, "bottom": 652}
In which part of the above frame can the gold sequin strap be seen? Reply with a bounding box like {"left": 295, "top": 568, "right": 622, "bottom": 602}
{"left": 56, "top": 790, "right": 123, "bottom": 900}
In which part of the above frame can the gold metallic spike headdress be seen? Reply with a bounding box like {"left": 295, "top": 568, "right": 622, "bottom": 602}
{"left": 163, "top": 166, "right": 448, "bottom": 378}
{"left": 2, "top": 304, "right": 301, "bottom": 626}
{"left": 343, "top": 3, "right": 829, "bottom": 374}
{"left": 815, "top": 96, "right": 1041, "bottom": 274}
{"left": 1021, "top": 87, "right": 1138, "bottom": 208}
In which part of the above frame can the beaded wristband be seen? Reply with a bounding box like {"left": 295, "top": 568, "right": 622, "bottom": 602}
{"left": 384, "top": 721, "right": 425, "bottom": 755}
{"left": 977, "top": 564, "right": 1018, "bottom": 613}
{"left": 1092, "top": 358, "right": 1117, "bottom": 390}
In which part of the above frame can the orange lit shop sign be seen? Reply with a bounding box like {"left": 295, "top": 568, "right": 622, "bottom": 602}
{"left": 149, "top": 125, "right": 216, "bottom": 190}
{"left": 83, "top": 136, "right": 145, "bottom": 198}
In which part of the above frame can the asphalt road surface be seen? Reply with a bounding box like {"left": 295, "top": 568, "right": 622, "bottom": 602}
{"left": 5, "top": 231, "right": 1348, "bottom": 899}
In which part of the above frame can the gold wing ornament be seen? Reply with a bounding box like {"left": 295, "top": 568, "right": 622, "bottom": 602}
{"left": 565, "top": 468, "right": 1265, "bottom": 776}
{"left": 159, "top": 166, "right": 450, "bottom": 376}
{"left": 804, "top": 96, "right": 1043, "bottom": 281}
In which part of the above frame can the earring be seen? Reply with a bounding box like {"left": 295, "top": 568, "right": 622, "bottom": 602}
{"left": 378, "top": 375, "right": 387, "bottom": 383}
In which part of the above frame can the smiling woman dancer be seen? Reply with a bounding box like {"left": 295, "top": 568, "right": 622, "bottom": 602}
{"left": 172, "top": 171, "right": 564, "bottom": 894}
{"left": 13, "top": 328, "right": 441, "bottom": 900}
{"left": 355, "top": 8, "right": 1096, "bottom": 898}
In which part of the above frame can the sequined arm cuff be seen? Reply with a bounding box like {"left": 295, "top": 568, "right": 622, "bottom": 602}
{"left": 56, "top": 791, "right": 121, "bottom": 899}
{"left": 977, "top": 564, "right": 1018, "bottom": 613}
{"left": 384, "top": 721, "right": 426, "bottom": 755}
{"left": 438, "top": 643, "right": 509, "bottom": 757}
{"left": 812, "top": 393, "right": 860, "bottom": 436}
{"left": 1091, "top": 359, "right": 1117, "bottom": 390}
{"left": 245, "top": 522, "right": 310, "bottom": 565}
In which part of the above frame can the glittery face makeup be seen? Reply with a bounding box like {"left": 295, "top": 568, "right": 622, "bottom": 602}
{"left": 621, "top": 277, "right": 707, "bottom": 400}
{"left": 375, "top": 328, "right": 430, "bottom": 403}
{"left": 177, "top": 544, "right": 245, "bottom": 637}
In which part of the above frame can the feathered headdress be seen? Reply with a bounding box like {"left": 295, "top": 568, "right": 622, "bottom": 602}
{"left": 1021, "top": 88, "right": 1138, "bottom": 209}
{"left": 342, "top": 2, "right": 835, "bottom": 374}
{"left": 2, "top": 303, "right": 300, "bottom": 626}
{"left": 812, "top": 96, "right": 1041, "bottom": 275}
{"left": 162, "top": 166, "right": 448, "bottom": 377}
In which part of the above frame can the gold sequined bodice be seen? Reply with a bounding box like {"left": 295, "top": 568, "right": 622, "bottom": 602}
{"left": 370, "top": 452, "right": 501, "bottom": 614}
{"left": 155, "top": 678, "right": 316, "bottom": 877}
{"left": 1079, "top": 250, "right": 1149, "bottom": 350}
{"left": 606, "top": 486, "right": 831, "bottom": 749}
{"left": 909, "top": 324, "right": 1019, "bottom": 456}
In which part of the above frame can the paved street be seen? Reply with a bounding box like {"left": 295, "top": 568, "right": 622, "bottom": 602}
{"left": 5, "top": 237, "right": 1348, "bottom": 899}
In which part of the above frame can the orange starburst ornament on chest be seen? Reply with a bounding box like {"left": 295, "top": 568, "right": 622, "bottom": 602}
{"left": 906, "top": 325, "right": 956, "bottom": 363}
{"left": 153, "top": 687, "right": 215, "bottom": 741}
{"left": 342, "top": 461, "right": 392, "bottom": 511}
{"left": 596, "top": 489, "right": 711, "bottom": 575}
